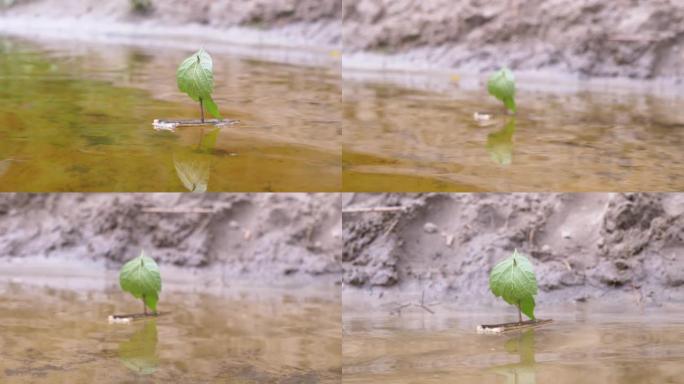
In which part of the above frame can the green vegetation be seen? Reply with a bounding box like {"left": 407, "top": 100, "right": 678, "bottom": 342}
{"left": 119, "top": 251, "right": 162, "bottom": 314}
{"left": 130, "top": 0, "right": 153, "bottom": 14}
{"left": 487, "top": 68, "right": 516, "bottom": 113}
{"left": 176, "top": 49, "right": 222, "bottom": 123}
{"left": 489, "top": 249, "right": 538, "bottom": 322}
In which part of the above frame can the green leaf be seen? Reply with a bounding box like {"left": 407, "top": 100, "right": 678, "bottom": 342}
{"left": 489, "top": 249, "right": 538, "bottom": 320}
{"left": 519, "top": 296, "right": 536, "bottom": 321}
{"left": 203, "top": 96, "right": 222, "bottom": 120}
{"left": 176, "top": 49, "right": 222, "bottom": 119}
{"left": 119, "top": 251, "right": 162, "bottom": 312}
{"left": 487, "top": 68, "right": 516, "bottom": 113}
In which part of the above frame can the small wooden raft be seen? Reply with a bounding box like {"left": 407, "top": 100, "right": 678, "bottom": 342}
{"left": 152, "top": 119, "right": 238, "bottom": 131}
{"left": 108, "top": 312, "right": 169, "bottom": 324}
{"left": 477, "top": 319, "right": 553, "bottom": 334}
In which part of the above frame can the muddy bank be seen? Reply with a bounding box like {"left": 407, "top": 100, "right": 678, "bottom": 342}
{"left": 0, "top": 194, "right": 341, "bottom": 279}
{"left": 0, "top": 0, "right": 341, "bottom": 48}
{"left": 342, "top": 193, "right": 684, "bottom": 305}
{"left": 343, "top": 0, "right": 684, "bottom": 80}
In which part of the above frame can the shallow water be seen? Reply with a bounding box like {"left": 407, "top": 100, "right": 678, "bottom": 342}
{"left": 342, "top": 306, "right": 684, "bottom": 383}
{"left": 0, "top": 36, "right": 341, "bottom": 191}
{"left": 342, "top": 80, "right": 684, "bottom": 191}
{"left": 0, "top": 272, "right": 341, "bottom": 383}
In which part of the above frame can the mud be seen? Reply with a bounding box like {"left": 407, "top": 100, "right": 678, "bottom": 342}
{"left": 343, "top": 0, "right": 684, "bottom": 80}
{"left": 0, "top": 0, "right": 341, "bottom": 47}
{"left": 342, "top": 193, "right": 684, "bottom": 305}
{"left": 0, "top": 193, "right": 341, "bottom": 279}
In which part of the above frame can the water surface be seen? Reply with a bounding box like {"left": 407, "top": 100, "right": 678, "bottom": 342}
{"left": 0, "top": 37, "right": 341, "bottom": 191}
{"left": 343, "top": 306, "right": 684, "bottom": 383}
{"left": 0, "top": 266, "right": 341, "bottom": 383}
{"left": 343, "top": 80, "right": 684, "bottom": 191}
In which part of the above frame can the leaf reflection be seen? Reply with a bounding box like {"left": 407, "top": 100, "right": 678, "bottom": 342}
{"left": 486, "top": 117, "right": 516, "bottom": 166}
{"left": 489, "top": 329, "right": 537, "bottom": 384}
{"left": 118, "top": 320, "right": 159, "bottom": 375}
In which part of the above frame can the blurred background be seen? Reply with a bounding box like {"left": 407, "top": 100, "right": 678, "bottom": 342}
{"left": 1, "top": 0, "right": 341, "bottom": 50}
{"left": 0, "top": 193, "right": 341, "bottom": 278}
{"left": 343, "top": 0, "right": 684, "bottom": 79}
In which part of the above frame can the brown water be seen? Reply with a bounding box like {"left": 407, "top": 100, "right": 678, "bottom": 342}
{"left": 0, "top": 36, "right": 341, "bottom": 191}
{"left": 0, "top": 271, "right": 341, "bottom": 383}
{"left": 342, "top": 306, "right": 684, "bottom": 383}
{"left": 342, "top": 80, "right": 684, "bottom": 191}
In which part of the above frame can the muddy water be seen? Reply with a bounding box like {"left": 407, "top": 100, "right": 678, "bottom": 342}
{"left": 342, "top": 305, "right": 684, "bottom": 383}
{"left": 0, "top": 36, "right": 341, "bottom": 191}
{"left": 0, "top": 266, "right": 341, "bottom": 383}
{"left": 342, "top": 80, "right": 684, "bottom": 191}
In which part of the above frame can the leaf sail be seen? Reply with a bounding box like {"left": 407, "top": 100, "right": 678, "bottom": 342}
{"left": 487, "top": 68, "right": 516, "bottom": 113}
{"left": 489, "top": 249, "right": 538, "bottom": 320}
{"left": 176, "top": 49, "right": 222, "bottom": 119}
{"left": 119, "top": 251, "right": 162, "bottom": 312}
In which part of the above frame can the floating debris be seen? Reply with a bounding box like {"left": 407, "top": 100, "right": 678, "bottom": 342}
{"left": 473, "top": 112, "right": 493, "bottom": 122}
{"left": 152, "top": 119, "right": 238, "bottom": 131}
{"left": 108, "top": 315, "right": 132, "bottom": 324}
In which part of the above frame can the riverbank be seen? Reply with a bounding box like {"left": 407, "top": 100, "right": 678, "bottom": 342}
{"left": 0, "top": 194, "right": 342, "bottom": 282}
{"left": 343, "top": 0, "right": 684, "bottom": 81}
{"left": 343, "top": 193, "right": 684, "bottom": 306}
{"left": 0, "top": 0, "right": 341, "bottom": 67}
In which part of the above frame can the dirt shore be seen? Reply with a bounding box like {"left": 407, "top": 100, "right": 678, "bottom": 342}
{"left": 343, "top": 193, "right": 684, "bottom": 305}
{"left": 0, "top": 193, "right": 341, "bottom": 280}
{"left": 0, "top": 0, "right": 341, "bottom": 48}
{"left": 343, "top": 0, "right": 684, "bottom": 80}
{"left": 7, "top": 1, "right": 682, "bottom": 81}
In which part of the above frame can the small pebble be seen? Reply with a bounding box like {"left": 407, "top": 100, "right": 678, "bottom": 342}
{"left": 423, "top": 222, "right": 439, "bottom": 234}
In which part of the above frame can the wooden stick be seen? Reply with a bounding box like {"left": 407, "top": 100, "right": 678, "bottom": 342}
{"left": 477, "top": 319, "right": 553, "bottom": 334}
{"left": 108, "top": 311, "right": 169, "bottom": 324}
{"left": 142, "top": 207, "right": 216, "bottom": 214}
{"left": 342, "top": 206, "right": 407, "bottom": 214}
{"left": 153, "top": 118, "right": 237, "bottom": 127}
{"left": 383, "top": 216, "right": 400, "bottom": 237}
